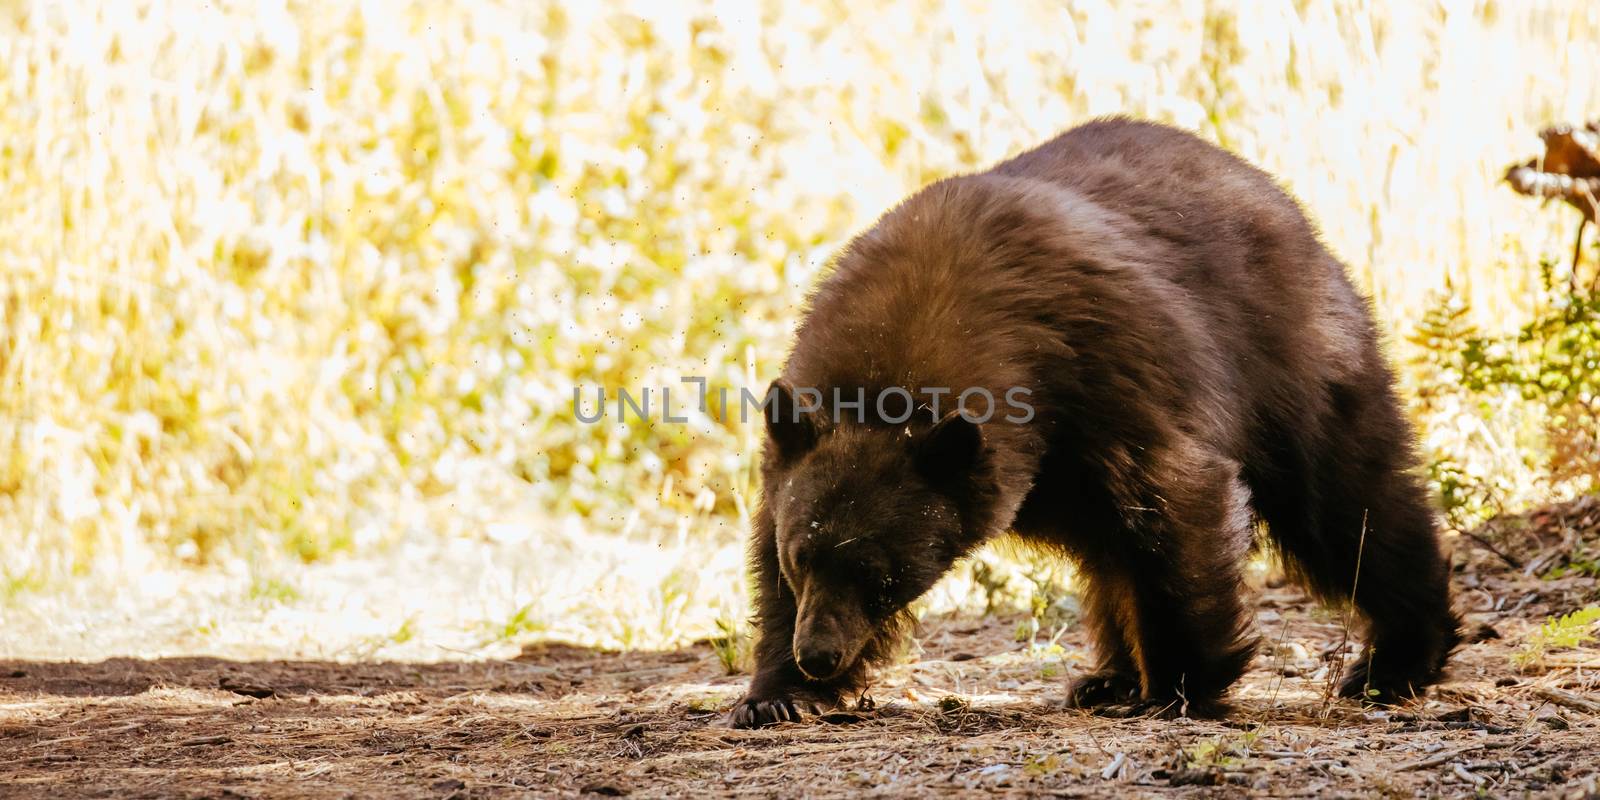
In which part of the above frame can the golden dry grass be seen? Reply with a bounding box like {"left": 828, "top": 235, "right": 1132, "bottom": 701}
{"left": 1, "top": 0, "right": 1598, "bottom": 652}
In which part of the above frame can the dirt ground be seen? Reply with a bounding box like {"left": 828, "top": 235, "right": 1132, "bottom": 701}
{"left": 4, "top": 503, "right": 1600, "bottom": 798}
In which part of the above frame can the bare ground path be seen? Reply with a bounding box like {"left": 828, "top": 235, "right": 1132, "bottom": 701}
{"left": 3, "top": 506, "right": 1600, "bottom": 797}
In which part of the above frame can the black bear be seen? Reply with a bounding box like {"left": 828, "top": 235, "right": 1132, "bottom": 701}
{"left": 728, "top": 118, "right": 1459, "bottom": 728}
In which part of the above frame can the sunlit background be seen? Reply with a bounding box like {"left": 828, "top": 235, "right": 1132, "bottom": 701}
{"left": 2, "top": 0, "right": 1598, "bottom": 661}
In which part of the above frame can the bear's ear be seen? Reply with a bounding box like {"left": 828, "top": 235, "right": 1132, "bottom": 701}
{"left": 765, "top": 378, "right": 821, "bottom": 458}
{"left": 916, "top": 411, "right": 983, "bottom": 476}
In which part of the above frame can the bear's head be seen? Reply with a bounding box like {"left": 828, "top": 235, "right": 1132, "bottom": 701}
{"left": 761, "top": 379, "right": 993, "bottom": 682}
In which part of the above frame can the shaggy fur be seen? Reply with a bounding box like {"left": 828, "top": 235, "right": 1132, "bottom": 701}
{"left": 728, "top": 118, "right": 1460, "bottom": 728}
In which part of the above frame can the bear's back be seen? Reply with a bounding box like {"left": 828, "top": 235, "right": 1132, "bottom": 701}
{"left": 991, "top": 118, "right": 1374, "bottom": 390}
{"left": 784, "top": 119, "right": 1374, "bottom": 445}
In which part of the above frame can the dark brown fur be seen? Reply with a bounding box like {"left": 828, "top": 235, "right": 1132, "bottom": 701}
{"left": 729, "top": 118, "right": 1460, "bottom": 728}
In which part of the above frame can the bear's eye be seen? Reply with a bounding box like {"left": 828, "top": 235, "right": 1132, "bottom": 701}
{"left": 784, "top": 535, "right": 816, "bottom": 572}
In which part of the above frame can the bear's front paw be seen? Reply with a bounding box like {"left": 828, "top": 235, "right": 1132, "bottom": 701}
{"left": 1065, "top": 669, "right": 1142, "bottom": 709}
{"left": 727, "top": 694, "right": 824, "bottom": 728}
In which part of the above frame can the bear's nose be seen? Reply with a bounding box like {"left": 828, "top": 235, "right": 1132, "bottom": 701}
{"left": 796, "top": 647, "right": 842, "bottom": 680}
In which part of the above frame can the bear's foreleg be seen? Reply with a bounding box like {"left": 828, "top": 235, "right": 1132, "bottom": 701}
{"left": 1063, "top": 561, "right": 1143, "bottom": 708}
{"left": 729, "top": 506, "right": 857, "bottom": 728}
{"left": 1107, "top": 448, "right": 1256, "bottom": 716}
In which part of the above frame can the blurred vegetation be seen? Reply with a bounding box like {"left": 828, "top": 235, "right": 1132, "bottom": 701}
{"left": 2, "top": 0, "right": 1599, "bottom": 638}
{"left": 1410, "top": 263, "right": 1600, "bottom": 531}
{"left": 1513, "top": 605, "right": 1600, "bottom": 671}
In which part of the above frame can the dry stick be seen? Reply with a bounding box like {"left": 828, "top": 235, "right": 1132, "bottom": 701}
{"left": 1099, "top": 751, "right": 1128, "bottom": 780}
{"left": 1243, "top": 610, "right": 1296, "bottom": 757}
{"left": 1534, "top": 686, "right": 1600, "bottom": 715}
{"left": 1263, "top": 611, "right": 1294, "bottom": 712}
{"left": 1259, "top": 749, "right": 1316, "bottom": 760}
{"left": 1572, "top": 217, "right": 1589, "bottom": 291}
{"left": 1459, "top": 528, "right": 1522, "bottom": 570}
{"left": 1397, "top": 743, "right": 1487, "bottom": 771}
{"left": 1395, "top": 734, "right": 1542, "bottom": 772}
{"left": 1319, "top": 510, "right": 1369, "bottom": 718}
{"left": 1452, "top": 762, "right": 1487, "bottom": 786}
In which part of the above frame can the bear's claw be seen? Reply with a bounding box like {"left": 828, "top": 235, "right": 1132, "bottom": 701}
{"left": 727, "top": 695, "right": 823, "bottom": 728}
{"left": 1064, "top": 670, "right": 1142, "bottom": 709}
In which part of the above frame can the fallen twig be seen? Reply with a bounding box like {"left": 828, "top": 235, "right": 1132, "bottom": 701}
{"left": 1397, "top": 743, "right": 1485, "bottom": 771}
{"left": 1460, "top": 529, "right": 1522, "bottom": 570}
{"left": 1258, "top": 750, "right": 1310, "bottom": 760}
{"left": 1452, "top": 762, "right": 1487, "bottom": 786}
{"left": 1534, "top": 686, "right": 1600, "bottom": 715}
{"left": 178, "top": 735, "right": 230, "bottom": 746}
{"left": 1099, "top": 752, "right": 1127, "bottom": 780}
{"left": 1396, "top": 734, "right": 1541, "bottom": 772}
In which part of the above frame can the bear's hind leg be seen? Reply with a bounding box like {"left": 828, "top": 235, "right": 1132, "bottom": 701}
{"left": 1258, "top": 383, "right": 1460, "bottom": 704}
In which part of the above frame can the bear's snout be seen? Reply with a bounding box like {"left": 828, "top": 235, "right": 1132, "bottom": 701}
{"left": 793, "top": 596, "right": 865, "bottom": 681}
{"left": 795, "top": 645, "right": 842, "bottom": 680}
{"left": 792, "top": 619, "right": 851, "bottom": 680}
